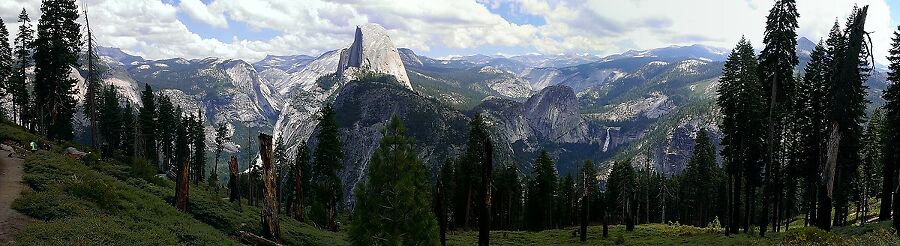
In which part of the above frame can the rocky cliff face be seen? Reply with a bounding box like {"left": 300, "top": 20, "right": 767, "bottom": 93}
{"left": 522, "top": 85, "right": 588, "bottom": 143}
{"left": 316, "top": 76, "right": 468, "bottom": 207}
{"left": 336, "top": 24, "right": 412, "bottom": 90}
{"left": 272, "top": 23, "right": 412, "bottom": 162}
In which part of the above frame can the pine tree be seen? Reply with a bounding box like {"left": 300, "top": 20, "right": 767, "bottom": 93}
{"left": 311, "top": 104, "right": 343, "bottom": 231}
{"left": 452, "top": 114, "right": 491, "bottom": 230}
{"left": 212, "top": 122, "right": 230, "bottom": 189}
{"left": 795, "top": 41, "right": 830, "bottom": 226}
{"left": 98, "top": 86, "right": 121, "bottom": 157}
{"left": 437, "top": 158, "right": 456, "bottom": 235}
{"left": 0, "top": 16, "right": 12, "bottom": 117}
{"left": 884, "top": 25, "right": 900, "bottom": 234}
{"left": 492, "top": 163, "right": 522, "bottom": 230}
{"left": 525, "top": 150, "right": 557, "bottom": 231}
{"left": 717, "top": 36, "right": 765, "bottom": 234}
{"left": 579, "top": 160, "right": 597, "bottom": 242}
{"left": 291, "top": 143, "right": 311, "bottom": 221}
{"left": 138, "top": 84, "right": 158, "bottom": 165}
{"left": 608, "top": 159, "right": 637, "bottom": 231}
{"left": 33, "top": 0, "right": 82, "bottom": 140}
{"left": 191, "top": 109, "right": 206, "bottom": 184}
{"left": 820, "top": 5, "right": 869, "bottom": 230}
{"left": 273, "top": 138, "right": 288, "bottom": 211}
{"left": 158, "top": 96, "right": 177, "bottom": 172}
{"left": 758, "top": 0, "right": 800, "bottom": 236}
{"left": 681, "top": 129, "right": 722, "bottom": 227}
{"left": 858, "top": 109, "right": 883, "bottom": 225}
{"left": 349, "top": 116, "right": 439, "bottom": 245}
{"left": 554, "top": 174, "right": 575, "bottom": 227}
{"left": 121, "top": 103, "right": 136, "bottom": 161}
{"left": 11, "top": 9, "right": 33, "bottom": 126}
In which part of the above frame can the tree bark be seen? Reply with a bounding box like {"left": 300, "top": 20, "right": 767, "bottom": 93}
{"left": 229, "top": 156, "right": 241, "bottom": 207}
{"left": 175, "top": 159, "right": 190, "bottom": 212}
{"left": 258, "top": 133, "right": 280, "bottom": 241}
{"left": 818, "top": 122, "right": 842, "bottom": 230}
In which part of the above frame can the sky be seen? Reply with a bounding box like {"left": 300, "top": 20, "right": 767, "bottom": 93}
{"left": 0, "top": 0, "right": 898, "bottom": 64}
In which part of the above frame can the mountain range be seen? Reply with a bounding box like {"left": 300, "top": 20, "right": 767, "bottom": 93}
{"left": 73, "top": 24, "right": 889, "bottom": 206}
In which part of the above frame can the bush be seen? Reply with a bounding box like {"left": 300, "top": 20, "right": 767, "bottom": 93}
{"left": 780, "top": 227, "right": 843, "bottom": 246}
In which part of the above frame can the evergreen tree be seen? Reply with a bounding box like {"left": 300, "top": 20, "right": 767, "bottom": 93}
{"left": 525, "top": 151, "right": 557, "bottom": 231}
{"left": 0, "top": 16, "right": 12, "bottom": 117}
{"left": 157, "top": 96, "right": 177, "bottom": 172}
{"left": 717, "top": 36, "right": 765, "bottom": 234}
{"left": 174, "top": 107, "right": 189, "bottom": 172}
{"left": 452, "top": 114, "right": 491, "bottom": 230}
{"left": 98, "top": 86, "right": 121, "bottom": 157}
{"left": 758, "top": 0, "right": 799, "bottom": 236}
{"left": 33, "top": 0, "right": 82, "bottom": 140}
{"left": 437, "top": 158, "right": 456, "bottom": 233}
{"left": 311, "top": 104, "right": 343, "bottom": 231}
{"left": 212, "top": 121, "right": 230, "bottom": 189}
{"left": 857, "top": 109, "right": 883, "bottom": 225}
{"left": 554, "top": 174, "right": 575, "bottom": 228}
{"left": 138, "top": 84, "right": 158, "bottom": 165}
{"left": 350, "top": 116, "right": 439, "bottom": 246}
{"left": 291, "top": 143, "right": 311, "bottom": 221}
{"left": 492, "top": 163, "right": 522, "bottom": 230}
{"left": 608, "top": 159, "right": 637, "bottom": 231}
{"left": 884, "top": 25, "right": 900, "bottom": 234}
{"left": 121, "top": 103, "right": 136, "bottom": 160}
{"left": 10, "top": 9, "right": 33, "bottom": 126}
{"left": 191, "top": 109, "right": 206, "bottom": 184}
{"left": 579, "top": 160, "right": 597, "bottom": 242}
{"left": 273, "top": 138, "right": 289, "bottom": 211}
{"left": 796, "top": 41, "right": 830, "bottom": 226}
{"left": 680, "top": 129, "right": 723, "bottom": 227}
{"left": 820, "top": 6, "right": 869, "bottom": 230}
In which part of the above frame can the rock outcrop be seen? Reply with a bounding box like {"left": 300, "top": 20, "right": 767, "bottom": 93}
{"left": 336, "top": 24, "right": 412, "bottom": 90}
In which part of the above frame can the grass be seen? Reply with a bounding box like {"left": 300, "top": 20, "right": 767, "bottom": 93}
{"left": 12, "top": 151, "right": 237, "bottom": 245}
{"left": 4, "top": 122, "right": 347, "bottom": 245}
{"left": 446, "top": 222, "right": 900, "bottom": 246}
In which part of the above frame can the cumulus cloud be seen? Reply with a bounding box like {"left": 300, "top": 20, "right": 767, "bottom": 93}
{"left": 0, "top": 0, "right": 895, "bottom": 64}
{"left": 179, "top": 0, "right": 229, "bottom": 28}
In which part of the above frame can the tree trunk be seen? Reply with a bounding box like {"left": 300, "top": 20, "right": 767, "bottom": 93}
{"left": 436, "top": 179, "right": 447, "bottom": 246}
{"left": 229, "top": 156, "right": 241, "bottom": 207}
{"left": 818, "top": 122, "right": 842, "bottom": 230}
{"left": 880, "top": 150, "right": 895, "bottom": 221}
{"left": 292, "top": 157, "right": 304, "bottom": 221}
{"left": 175, "top": 159, "right": 190, "bottom": 212}
{"left": 580, "top": 169, "right": 589, "bottom": 242}
{"left": 479, "top": 141, "right": 492, "bottom": 246}
{"left": 258, "top": 133, "right": 280, "bottom": 240}
{"left": 743, "top": 182, "right": 753, "bottom": 233}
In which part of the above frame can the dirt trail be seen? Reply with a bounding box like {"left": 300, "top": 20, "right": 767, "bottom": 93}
{"left": 0, "top": 147, "right": 35, "bottom": 245}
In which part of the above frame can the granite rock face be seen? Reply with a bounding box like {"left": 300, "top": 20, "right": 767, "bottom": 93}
{"left": 336, "top": 24, "right": 412, "bottom": 90}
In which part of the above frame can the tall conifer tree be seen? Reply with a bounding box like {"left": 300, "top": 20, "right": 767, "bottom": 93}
{"left": 33, "top": 0, "right": 82, "bottom": 140}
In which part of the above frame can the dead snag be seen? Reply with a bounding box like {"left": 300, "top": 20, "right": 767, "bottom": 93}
{"left": 175, "top": 159, "right": 190, "bottom": 212}
{"left": 258, "top": 133, "right": 280, "bottom": 240}
{"left": 229, "top": 156, "right": 241, "bottom": 206}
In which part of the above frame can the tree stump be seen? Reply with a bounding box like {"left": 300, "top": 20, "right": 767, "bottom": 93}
{"left": 175, "top": 159, "right": 190, "bottom": 212}
{"left": 229, "top": 156, "right": 241, "bottom": 206}
{"left": 258, "top": 133, "right": 280, "bottom": 240}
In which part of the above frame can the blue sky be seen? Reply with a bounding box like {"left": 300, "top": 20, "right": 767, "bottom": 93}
{"left": 2, "top": 0, "right": 897, "bottom": 63}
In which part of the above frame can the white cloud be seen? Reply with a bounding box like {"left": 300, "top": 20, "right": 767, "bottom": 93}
{"left": 179, "top": 0, "right": 228, "bottom": 28}
{"left": 0, "top": 0, "right": 895, "bottom": 64}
